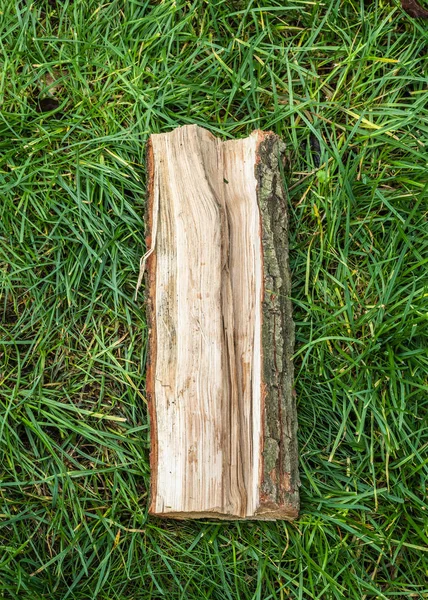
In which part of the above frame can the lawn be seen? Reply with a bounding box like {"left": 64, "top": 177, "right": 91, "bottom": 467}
{"left": 1, "top": 0, "right": 427, "bottom": 598}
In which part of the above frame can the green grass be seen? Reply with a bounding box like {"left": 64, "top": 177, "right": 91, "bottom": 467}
{"left": 1, "top": 0, "right": 427, "bottom": 598}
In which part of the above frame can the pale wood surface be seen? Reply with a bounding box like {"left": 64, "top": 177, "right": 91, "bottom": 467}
{"left": 145, "top": 125, "right": 299, "bottom": 520}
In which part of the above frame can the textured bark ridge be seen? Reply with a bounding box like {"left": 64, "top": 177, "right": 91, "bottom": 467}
{"left": 255, "top": 135, "right": 300, "bottom": 518}
{"left": 145, "top": 125, "right": 299, "bottom": 520}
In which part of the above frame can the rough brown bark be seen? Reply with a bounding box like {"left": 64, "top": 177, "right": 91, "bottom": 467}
{"left": 255, "top": 134, "right": 300, "bottom": 518}
{"left": 144, "top": 125, "right": 299, "bottom": 520}
{"left": 401, "top": 0, "right": 428, "bottom": 18}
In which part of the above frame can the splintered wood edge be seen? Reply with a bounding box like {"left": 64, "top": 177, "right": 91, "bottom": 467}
{"left": 152, "top": 505, "right": 299, "bottom": 521}
{"left": 145, "top": 126, "right": 299, "bottom": 521}
{"left": 145, "top": 138, "right": 158, "bottom": 515}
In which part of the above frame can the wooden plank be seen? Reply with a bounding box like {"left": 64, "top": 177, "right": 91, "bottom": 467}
{"left": 144, "top": 125, "right": 299, "bottom": 520}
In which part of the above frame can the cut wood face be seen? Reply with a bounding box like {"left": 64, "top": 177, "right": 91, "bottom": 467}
{"left": 145, "top": 125, "right": 299, "bottom": 520}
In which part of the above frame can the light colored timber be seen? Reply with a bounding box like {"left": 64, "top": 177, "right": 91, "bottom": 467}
{"left": 145, "top": 125, "right": 299, "bottom": 520}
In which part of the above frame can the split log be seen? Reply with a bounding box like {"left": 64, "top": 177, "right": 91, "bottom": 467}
{"left": 144, "top": 125, "right": 299, "bottom": 520}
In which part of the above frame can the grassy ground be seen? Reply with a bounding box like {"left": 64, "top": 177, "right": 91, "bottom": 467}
{"left": 1, "top": 0, "right": 427, "bottom": 598}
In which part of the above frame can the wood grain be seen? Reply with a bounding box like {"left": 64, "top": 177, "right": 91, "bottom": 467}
{"left": 145, "top": 125, "right": 299, "bottom": 520}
